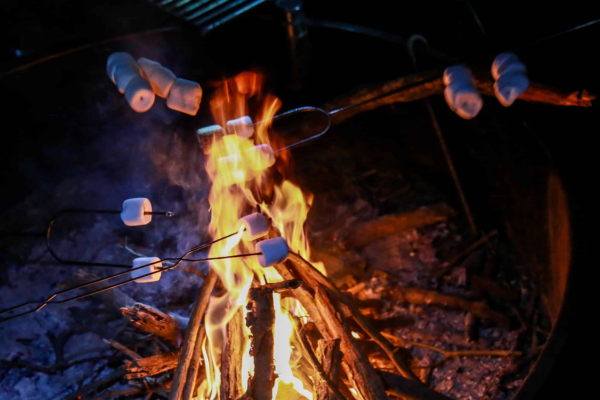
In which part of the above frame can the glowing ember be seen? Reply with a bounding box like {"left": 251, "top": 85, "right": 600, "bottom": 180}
{"left": 198, "top": 72, "right": 320, "bottom": 400}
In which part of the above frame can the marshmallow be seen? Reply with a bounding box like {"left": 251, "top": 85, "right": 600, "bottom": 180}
{"left": 137, "top": 57, "right": 161, "bottom": 77}
{"left": 197, "top": 125, "right": 224, "bottom": 155}
{"left": 246, "top": 144, "right": 275, "bottom": 171}
{"left": 121, "top": 198, "right": 152, "bottom": 226}
{"left": 256, "top": 237, "right": 289, "bottom": 268}
{"left": 147, "top": 66, "right": 177, "bottom": 98}
{"left": 494, "top": 73, "right": 529, "bottom": 107}
{"left": 132, "top": 257, "right": 162, "bottom": 283}
{"left": 107, "top": 52, "right": 137, "bottom": 83}
{"left": 443, "top": 65, "right": 473, "bottom": 86}
{"left": 492, "top": 53, "right": 526, "bottom": 80}
{"left": 215, "top": 154, "right": 252, "bottom": 186}
{"left": 238, "top": 213, "right": 270, "bottom": 241}
{"left": 114, "top": 63, "right": 142, "bottom": 94}
{"left": 226, "top": 116, "right": 254, "bottom": 139}
{"left": 167, "top": 78, "right": 202, "bottom": 116}
{"left": 125, "top": 76, "right": 155, "bottom": 113}
{"left": 444, "top": 83, "right": 483, "bottom": 120}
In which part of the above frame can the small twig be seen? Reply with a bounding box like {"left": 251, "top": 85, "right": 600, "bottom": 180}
{"left": 260, "top": 279, "right": 304, "bottom": 292}
{"left": 381, "top": 332, "right": 522, "bottom": 368}
{"left": 103, "top": 339, "right": 142, "bottom": 361}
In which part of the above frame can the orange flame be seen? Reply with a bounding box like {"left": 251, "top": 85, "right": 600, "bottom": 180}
{"left": 200, "top": 72, "right": 318, "bottom": 400}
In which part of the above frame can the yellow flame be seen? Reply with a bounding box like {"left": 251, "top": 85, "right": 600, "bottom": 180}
{"left": 201, "top": 73, "right": 319, "bottom": 400}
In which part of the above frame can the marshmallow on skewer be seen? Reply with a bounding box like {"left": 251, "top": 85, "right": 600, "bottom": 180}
{"left": 256, "top": 237, "right": 289, "bottom": 268}
{"left": 246, "top": 144, "right": 275, "bottom": 171}
{"left": 197, "top": 125, "right": 224, "bottom": 155}
{"left": 136, "top": 58, "right": 177, "bottom": 98}
{"left": 491, "top": 53, "right": 529, "bottom": 107}
{"left": 114, "top": 63, "right": 142, "bottom": 94}
{"left": 226, "top": 116, "right": 254, "bottom": 139}
{"left": 443, "top": 65, "right": 483, "bottom": 119}
{"left": 238, "top": 213, "right": 270, "bottom": 241}
{"left": 137, "top": 57, "right": 161, "bottom": 76}
{"left": 167, "top": 78, "right": 202, "bottom": 116}
{"left": 121, "top": 198, "right": 153, "bottom": 226}
{"left": 132, "top": 257, "right": 162, "bottom": 283}
{"left": 491, "top": 53, "right": 527, "bottom": 80}
{"left": 107, "top": 52, "right": 137, "bottom": 83}
{"left": 125, "top": 76, "right": 155, "bottom": 113}
{"left": 494, "top": 73, "right": 529, "bottom": 107}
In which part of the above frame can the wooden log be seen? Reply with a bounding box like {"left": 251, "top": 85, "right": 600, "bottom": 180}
{"left": 314, "top": 287, "right": 388, "bottom": 400}
{"left": 121, "top": 303, "right": 184, "bottom": 347}
{"left": 389, "top": 286, "right": 510, "bottom": 327}
{"left": 344, "top": 204, "right": 456, "bottom": 249}
{"left": 123, "top": 350, "right": 180, "bottom": 379}
{"left": 170, "top": 269, "right": 218, "bottom": 400}
{"left": 287, "top": 253, "right": 418, "bottom": 381}
{"left": 315, "top": 339, "right": 343, "bottom": 400}
{"left": 220, "top": 308, "right": 245, "bottom": 400}
{"left": 246, "top": 286, "right": 276, "bottom": 400}
{"left": 325, "top": 70, "right": 595, "bottom": 125}
{"left": 183, "top": 327, "right": 206, "bottom": 400}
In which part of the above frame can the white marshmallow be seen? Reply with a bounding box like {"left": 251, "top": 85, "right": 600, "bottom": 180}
{"left": 132, "top": 257, "right": 162, "bottom": 283}
{"left": 246, "top": 144, "right": 275, "bottom": 171}
{"left": 121, "top": 198, "right": 153, "bottom": 226}
{"left": 444, "top": 83, "right": 483, "bottom": 120}
{"left": 492, "top": 53, "right": 525, "bottom": 80}
{"left": 125, "top": 76, "right": 156, "bottom": 113}
{"left": 494, "top": 73, "right": 529, "bottom": 107}
{"left": 147, "top": 66, "right": 177, "bottom": 98}
{"left": 226, "top": 116, "right": 254, "bottom": 139}
{"left": 197, "top": 125, "right": 224, "bottom": 155}
{"left": 167, "top": 78, "right": 202, "bottom": 116}
{"left": 215, "top": 154, "right": 253, "bottom": 186}
{"left": 238, "top": 213, "right": 270, "bottom": 241}
{"left": 107, "top": 52, "right": 137, "bottom": 83}
{"left": 114, "top": 63, "right": 142, "bottom": 94}
{"left": 137, "top": 57, "right": 161, "bottom": 77}
{"left": 256, "top": 237, "right": 289, "bottom": 268}
{"left": 443, "top": 65, "right": 473, "bottom": 86}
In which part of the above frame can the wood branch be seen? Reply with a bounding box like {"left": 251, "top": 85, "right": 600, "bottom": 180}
{"left": 315, "top": 339, "right": 343, "bottom": 400}
{"left": 170, "top": 269, "right": 218, "bottom": 400}
{"left": 246, "top": 286, "right": 276, "bottom": 400}
{"left": 381, "top": 332, "right": 521, "bottom": 367}
{"left": 314, "top": 287, "right": 389, "bottom": 400}
{"left": 123, "top": 350, "right": 180, "bottom": 379}
{"left": 377, "top": 371, "right": 452, "bottom": 400}
{"left": 325, "top": 70, "right": 595, "bottom": 125}
{"left": 221, "top": 307, "right": 245, "bottom": 400}
{"left": 103, "top": 339, "right": 141, "bottom": 361}
{"left": 260, "top": 279, "right": 304, "bottom": 292}
{"left": 290, "top": 316, "right": 347, "bottom": 400}
{"left": 389, "top": 286, "right": 510, "bottom": 327}
{"left": 344, "top": 204, "right": 456, "bottom": 249}
{"left": 183, "top": 326, "right": 206, "bottom": 400}
{"left": 121, "top": 303, "right": 184, "bottom": 347}
{"left": 287, "top": 253, "right": 417, "bottom": 381}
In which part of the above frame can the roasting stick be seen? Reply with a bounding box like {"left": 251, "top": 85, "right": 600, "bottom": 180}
{"left": 0, "top": 231, "right": 254, "bottom": 323}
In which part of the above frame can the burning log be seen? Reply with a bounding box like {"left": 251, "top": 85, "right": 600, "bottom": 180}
{"left": 325, "top": 70, "right": 595, "bottom": 124}
{"left": 245, "top": 285, "right": 276, "bottom": 400}
{"left": 314, "top": 287, "right": 389, "bottom": 400}
{"left": 121, "top": 303, "right": 184, "bottom": 347}
{"left": 170, "top": 269, "right": 218, "bottom": 400}
{"left": 315, "top": 339, "right": 343, "bottom": 400}
{"left": 123, "top": 350, "right": 180, "bottom": 379}
{"left": 221, "top": 308, "right": 246, "bottom": 400}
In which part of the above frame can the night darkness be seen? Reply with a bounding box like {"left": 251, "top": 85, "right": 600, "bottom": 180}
{"left": 0, "top": 1, "right": 597, "bottom": 399}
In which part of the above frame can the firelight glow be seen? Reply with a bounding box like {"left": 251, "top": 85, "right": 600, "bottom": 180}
{"left": 198, "top": 72, "right": 321, "bottom": 400}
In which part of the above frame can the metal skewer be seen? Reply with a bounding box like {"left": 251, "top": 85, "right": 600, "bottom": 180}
{"left": 0, "top": 230, "right": 254, "bottom": 323}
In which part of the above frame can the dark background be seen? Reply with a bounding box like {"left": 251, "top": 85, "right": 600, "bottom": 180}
{"left": 0, "top": 0, "right": 597, "bottom": 398}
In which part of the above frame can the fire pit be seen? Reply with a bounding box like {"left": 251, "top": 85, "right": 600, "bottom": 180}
{"left": 0, "top": 2, "right": 593, "bottom": 399}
